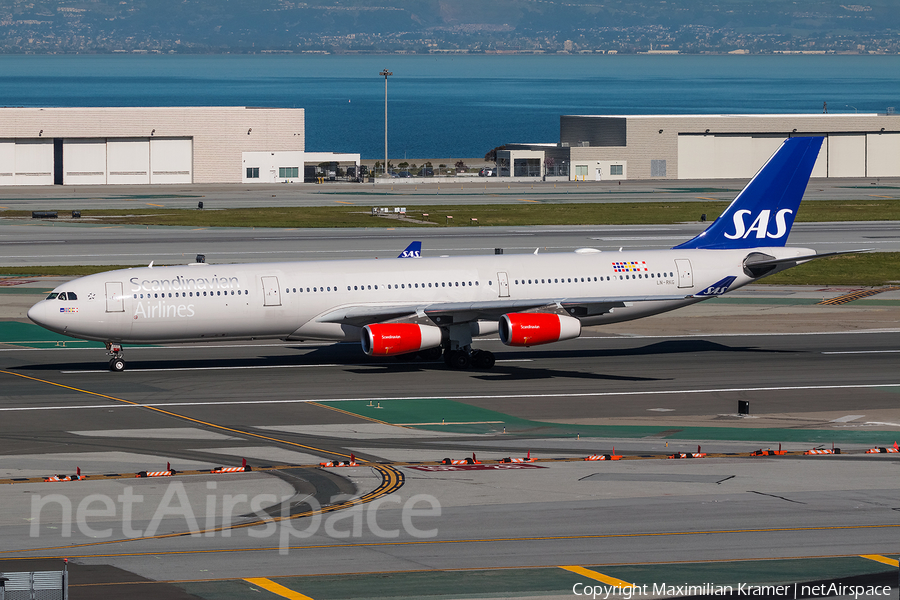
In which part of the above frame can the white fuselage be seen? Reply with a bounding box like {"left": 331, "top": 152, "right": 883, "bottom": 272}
{"left": 27, "top": 246, "right": 812, "bottom": 345}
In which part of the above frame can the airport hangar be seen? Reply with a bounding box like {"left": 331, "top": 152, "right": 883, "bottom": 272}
{"left": 500, "top": 113, "right": 900, "bottom": 181}
{"left": 0, "top": 106, "right": 358, "bottom": 186}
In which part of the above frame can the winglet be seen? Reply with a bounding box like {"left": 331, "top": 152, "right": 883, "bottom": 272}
{"left": 398, "top": 241, "right": 422, "bottom": 258}
{"left": 674, "top": 136, "right": 824, "bottom": 250}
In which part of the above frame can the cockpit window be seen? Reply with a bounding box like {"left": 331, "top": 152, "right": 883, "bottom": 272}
{"left": 67, "top": 292, "right": 77, "bottom": 300}
{"left": 46, "top": 293, "right": 59, "bottom": 300}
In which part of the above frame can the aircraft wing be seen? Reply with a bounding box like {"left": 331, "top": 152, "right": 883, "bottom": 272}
{"left": 315, "top": 294, "right": 690, "bottom": 327}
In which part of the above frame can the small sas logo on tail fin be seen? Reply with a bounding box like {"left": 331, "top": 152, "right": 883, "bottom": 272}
{"left": 398, "top": 241, "right": 422, "bottom": 259}
{"left": 695, "top": 276, "right": 737, "bottom": 297}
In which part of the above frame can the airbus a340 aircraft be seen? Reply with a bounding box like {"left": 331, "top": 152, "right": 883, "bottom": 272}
{"left": 29, "top": 136, "right": 841, "bottom": 372}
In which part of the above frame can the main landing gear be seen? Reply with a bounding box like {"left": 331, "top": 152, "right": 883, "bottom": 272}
{"left": 106, "top": 343, "right": 125, "bottom": 372}
{"left": 444, "top": 347, "right": 495, "bottom": 370}
{"left": 440, "top": 322, "right": 496, "bottom": 370}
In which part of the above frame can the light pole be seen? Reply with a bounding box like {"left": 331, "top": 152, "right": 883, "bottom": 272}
{"left": 380, "top": 69, "right": 392, "bottom": 177}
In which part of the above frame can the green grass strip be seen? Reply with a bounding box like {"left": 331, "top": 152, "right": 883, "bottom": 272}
{"left": 4, "top": 198, "right": 900, "bottom": 228}
{"left": 317, "top": 398, "right": 900, "bottom": 445}
{"left": 0, "top": 321, "right": 104, "bottom": 348}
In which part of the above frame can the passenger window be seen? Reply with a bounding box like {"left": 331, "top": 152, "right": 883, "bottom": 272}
{"left": 374, "top": 285, "right": 378, "bottom": 290}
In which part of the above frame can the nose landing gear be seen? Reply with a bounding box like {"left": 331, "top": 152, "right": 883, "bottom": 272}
{"left": 106, "top": 343, "right": 125, "bottom": 372}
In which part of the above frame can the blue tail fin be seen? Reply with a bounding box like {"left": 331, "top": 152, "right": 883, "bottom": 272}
{"left": 398, "top": 241, "right": 422, "bottom": 258}
{"left": 673, "top": 136, "right": 823, "bottom": 250}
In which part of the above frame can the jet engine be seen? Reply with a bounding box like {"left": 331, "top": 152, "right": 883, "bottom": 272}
{"left": 499, "top": 313, "right": 581, "bottom": 347}
{"left": 361, "top": 323, "right": 443, "bottom": 356}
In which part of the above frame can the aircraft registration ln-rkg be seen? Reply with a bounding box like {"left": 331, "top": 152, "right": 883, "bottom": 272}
{"left": 28, "top": 136, "right": 851, "bottom": 372}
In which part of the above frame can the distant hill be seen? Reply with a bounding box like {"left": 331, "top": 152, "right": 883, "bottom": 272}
{"left": 1, "top": 0, "right": 898, "bottom": 53}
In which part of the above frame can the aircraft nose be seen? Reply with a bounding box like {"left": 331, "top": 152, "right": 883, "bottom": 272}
{"left": 27, "top": 301, "right": 45, "bottom": 326}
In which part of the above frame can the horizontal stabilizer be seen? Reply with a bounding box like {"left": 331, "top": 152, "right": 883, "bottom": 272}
{"left": 743, "top": 249, "right": 873, "bottom": 278}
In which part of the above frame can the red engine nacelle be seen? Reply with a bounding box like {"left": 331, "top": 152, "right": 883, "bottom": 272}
{"left": 498, "top": 313, "right": 581, "bottom": 347}
{"left": 361, "top": 323, "right": 443, "bottom": 356}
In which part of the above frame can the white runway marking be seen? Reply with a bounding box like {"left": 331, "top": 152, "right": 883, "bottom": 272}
{"left": 2, "top": 382, "right": 899, "bottom": 413}
{"left": 58, "top": 358, "right": 531, "bottom": 373}
{"left": 830, "top": 415, "right": 865, "bottom": 423}
{"left": 822, "top": 350, "right": 900, "bottom": 354}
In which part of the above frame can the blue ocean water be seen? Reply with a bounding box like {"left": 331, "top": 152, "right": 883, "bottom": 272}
{"left": 0, "top": 54, "right": 898, "bottom": 159}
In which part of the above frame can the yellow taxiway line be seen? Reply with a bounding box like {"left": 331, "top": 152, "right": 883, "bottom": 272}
{"left": 560, "top": 565, "right": 633, "bottom": 587}
{"left": 244, "top": 578, "right": 315, "bottom": 599}
{"left": 860, "top": 554, "right": 899, "bottom": 567}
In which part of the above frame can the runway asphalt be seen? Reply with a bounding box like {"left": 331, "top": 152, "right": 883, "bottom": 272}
{"left": 1, "top": 221, "right": 898, "bottom": 599}
{"left": 1, "top": 305, "right": 899, "bottom": 598}
{"left": 1, "top": 220, "right": 898, "bottom": 268}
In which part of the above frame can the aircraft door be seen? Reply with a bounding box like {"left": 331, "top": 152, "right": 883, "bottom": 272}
{"left": 675, "top": 259, "right": 693, "bottom": 288}
{"left": 261, "top": 276, "right": 282, "bottom": 306}
{"left": 497, "top": 272, "right": 510, "bottom": 297}
{"left": 105, "top": 282, "right": 124, "bottom": 312}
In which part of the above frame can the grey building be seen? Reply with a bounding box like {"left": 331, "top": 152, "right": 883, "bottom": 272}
{"left": 559, "top": 114, "right": 900, "bottom": 180}
{"left": 509, "top": 113, "right": 900, "bottom": 181}
{"left": 0, "top": 107, "right": 307, "bottom": 185}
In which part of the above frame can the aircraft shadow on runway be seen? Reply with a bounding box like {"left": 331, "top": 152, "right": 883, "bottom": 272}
{"left": 17, "top": 338, "right": 795, "bottom": 374}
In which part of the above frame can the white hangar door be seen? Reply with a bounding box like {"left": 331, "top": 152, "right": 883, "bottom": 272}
{"left": 64, "top": 139, "right": 107, "bottom": 185}
{"left": 827, "top": 135, "right": 866, "bottom": 177}
{"left": 0, "top": 140, "right": 14, "bottom": 185}
{"left": 107, "top": 138, "right": 150, "bottom": 184}
{"left": 678, "top": 135, "right": 783, "bottom": 179}
{"left": 14, "top": 140, "right": 54, "bottom": 186}
{"left": 150, "top": 138, "right": 193, "bottom": 184}
{"left": 866, "top": 133, "right": 900, "bottom": 177}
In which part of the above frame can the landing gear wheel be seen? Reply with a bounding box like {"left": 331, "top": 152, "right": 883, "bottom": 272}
{"left": 417, "top": 346, "right": 443, "bottom": 361}
{"left": 472, "top": 350, "right": 496, "bottom": 370}
{"left": 449, "top": 350, "right": 470, "bottom": 369}
{"left": 109, "top": 357, "right": 126, "bottom": 372}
